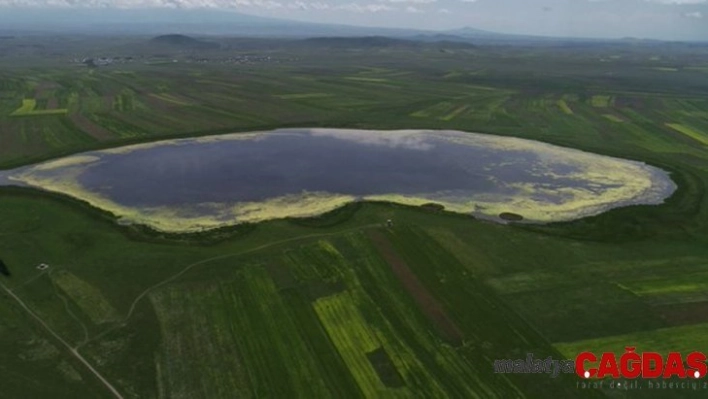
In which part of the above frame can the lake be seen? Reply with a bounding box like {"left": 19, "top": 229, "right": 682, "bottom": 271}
{"left": 0, "top": 128, "right": 677, "bottom": 232}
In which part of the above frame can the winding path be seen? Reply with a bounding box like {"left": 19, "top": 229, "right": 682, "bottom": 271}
{"left": 2, "top": 222, "right": 382, "bottom": 398}
{"left": 124, "top": 223, "right": 382, "bottom": 321}
{"left": 0, "top": 281, "right": 124, "bottom": 399}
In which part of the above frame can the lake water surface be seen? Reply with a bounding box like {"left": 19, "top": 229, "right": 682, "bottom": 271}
{"left": 0, "top": 128, "right": 676, "bottom": 232}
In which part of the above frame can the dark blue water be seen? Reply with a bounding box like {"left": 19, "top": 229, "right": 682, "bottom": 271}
{"left": 71, "top": 131, "right": 590, "bottom": 207}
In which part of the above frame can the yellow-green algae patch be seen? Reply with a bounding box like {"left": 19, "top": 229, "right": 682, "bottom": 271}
{"left": 10, "top": 164, "right": 356, "bottom": 232}
{"left": 99, "top": 131, "right": 266, "bottom": 155}
{"left": 433, "top": 130, "right": 669, "bottom": 221}
{"left": 312, "top": 128, "right": 671, "bottom": 223}
{"left": 5, "top": 128, "right": 675, "bottom": 232}
{"left": 30, "top": 155, "right": 101, "bottom": 172}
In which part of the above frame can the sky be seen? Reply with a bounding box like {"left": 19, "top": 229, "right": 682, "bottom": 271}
{"left": 0, "top": 0, "right": 706, "bottom": 40}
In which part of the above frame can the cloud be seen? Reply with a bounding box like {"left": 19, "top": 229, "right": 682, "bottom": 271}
{"left": 338, "top": 2, "right": 394, "bottom": 12}
{"left": 284, "top": 1, "right": 396, "bottom": 11}
{"left": 287, "top": 0, "right": 308, "bottom": 9}
{"left": 405, "top": 5, "right": 421, "bottom": 12}
{"left": 307, "top": 1, "right": 330, "bottom": 9}
{"left": 0, "top": 0, "right": 228, "bottom": 7}
{"left": 645, "top": 0, "right": 707, "bottom": 4}
{"left": 0, "top": 0, "right": 290, "bottom": 7}
{"left": 684, "top": 10, "right": 703, "bottom": 17}
{"left": 0, "top": 0, "right": 401, "bottom": 12}
{"left": 387, "top": 0, "right": 435, "bottom": 3}
{"left": 309, "top": 129, "right": 434, "bottom": 151}
{"left": 437, "top": 7, "right": 449, "bottom": 13}
{"left": 250, "top": 0, "right": 283, "bottom": 9}
{"left": 0, "top": 0, "right": 414, "bottom": 6}
{"left": 287, "top": 1, "right": 331, "bottom": 10}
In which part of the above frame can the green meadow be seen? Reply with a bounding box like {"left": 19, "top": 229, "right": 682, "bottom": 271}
{"left": 1, "top": 39, "right": 708, "bottom": 398}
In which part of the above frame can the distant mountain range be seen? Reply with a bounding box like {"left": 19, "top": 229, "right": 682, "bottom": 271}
{"left": 0, "top": 8, "right": 428, "bottom": 37}
{"left": 0, "top": 7, "right": 689, "bottom": 44}
{"left": 300, "top": 36, "right": 475, "bottom": 49}
{"left": 133, "top": 34, "right": 478, "bottom": 54}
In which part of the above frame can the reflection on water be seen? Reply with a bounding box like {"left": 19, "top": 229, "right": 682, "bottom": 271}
{"left": 0, "top": 129, "right": 677, "bottom": 232}
{"left": 80, "top": 134, "right": 532, "bottom": 206}
{"left": 0, "top": 171, "right": 10, "bottom": 185}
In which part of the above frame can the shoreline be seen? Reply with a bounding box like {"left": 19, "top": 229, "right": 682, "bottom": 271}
{"left": 0, "top": 128, "right": 678, "bottom": 235}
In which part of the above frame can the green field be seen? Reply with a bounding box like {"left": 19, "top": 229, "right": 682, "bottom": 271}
{"left": 603, "top": 114, "right": 624, "bottom": 123}
{"left": 666, "top": 123, "right": 708, "bottom": 145}
{"left": 555, "top": 323, "right": 708, "bottom": 359}
{"left": 276, "top": 93, "right": 333, "bottom": 99}
{"left": 1, "top": 37, "right": 708, "bottom": 398}
{"left": 590, "top": 95, "right": 613, "bottom": 108}
{"left": 557, "top": 99, "right": 574, "bottom": 115}
{"left": 10, "top": 99, "right": 68, "bottom": 116}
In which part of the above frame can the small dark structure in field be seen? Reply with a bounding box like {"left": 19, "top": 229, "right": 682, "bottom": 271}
{"left": 386, "top": 219, "right": 394, "bottom": 228}
{"left": 0, "top": 259, "right": 10, "bottom": 276}
{"left": 499, "top": 212, "right": 524, "bottom": 221}
{"left": 37, "top": 263, "right": 49, "bottom": 271}
{"left": 420, "top": 203, "right": 445, "bottom": 212}
{"left": 366, "top": 347, "right": 405, "bottom": 388}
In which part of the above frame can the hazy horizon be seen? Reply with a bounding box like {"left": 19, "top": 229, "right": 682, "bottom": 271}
{"left": 0, "top": 1, "right": 706, "bottom": 41}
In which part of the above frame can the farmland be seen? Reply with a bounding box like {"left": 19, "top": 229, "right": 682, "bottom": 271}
{"left": 10, "top": 99, "right": 68, "bottom": 116}
{"left": 666, "top": 123, "right": 708, "bottom": 146}
{"left": 1, "top": 36, "right": 708, "bottom": 398}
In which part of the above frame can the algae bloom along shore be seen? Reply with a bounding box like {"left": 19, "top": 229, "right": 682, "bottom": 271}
{"left": 0, "top": 128, "right": 676, "bottom": 232}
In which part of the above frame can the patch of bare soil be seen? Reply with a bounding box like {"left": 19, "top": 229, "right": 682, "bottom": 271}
{"left": 368, "top": 230, "right": 464, "bottom": 345}
{"left": 69, "top": 114, "right": 114, "bottom": 140}
{"left": 653, "top": 301, "right": 708, "bottom": 327}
